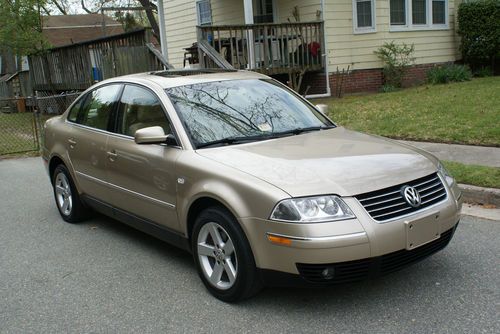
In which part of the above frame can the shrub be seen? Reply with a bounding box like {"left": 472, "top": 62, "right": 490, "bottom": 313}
{"left": 457, "top": 0, "right": 500, "bottom": 71}
{"left": 474, "top": 67, "right": 493, "bottom": 77}
{"left": 426, "top": 64, "right": 472, "bottom": 84}
{"left": 381, "top": 84, "right": 397, "bottom": 93}
{"left": 374, "top": 41, "right": 415, "bottom": 89}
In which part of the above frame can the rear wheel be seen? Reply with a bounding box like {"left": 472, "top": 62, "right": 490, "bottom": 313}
{"left": 192, "top": 207, "right": 262, "bottom": 302}
{"left": 52, "top": 164, "right": 89, "bottom": 223}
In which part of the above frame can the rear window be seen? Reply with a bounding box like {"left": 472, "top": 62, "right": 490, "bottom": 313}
{"left": 67, "top": 96, "right": 86, "bottom": 122}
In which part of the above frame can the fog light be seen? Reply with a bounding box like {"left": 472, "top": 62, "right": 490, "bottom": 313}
{"left": 321, "top": 266, "right": 335, "bottom": 280}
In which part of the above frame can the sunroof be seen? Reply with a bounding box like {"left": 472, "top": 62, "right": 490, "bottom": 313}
{"left": 152, "top": 69, "right": 238, "bottom": 77}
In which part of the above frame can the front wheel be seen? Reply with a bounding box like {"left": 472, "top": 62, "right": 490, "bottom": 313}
{"left": 192, "top": 207, "right": 262, "bottom": 302}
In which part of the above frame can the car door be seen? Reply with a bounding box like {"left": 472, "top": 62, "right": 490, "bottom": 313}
{"left": 66, "top": 84, "right": 122, "bottom": 200}
{"left": 105, "top": 84, "right": 181, "bottom": 231}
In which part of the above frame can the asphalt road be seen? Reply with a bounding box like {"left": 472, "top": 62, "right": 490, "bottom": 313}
{"left": 1, "top": 157, "right": 499, "bottom": 334}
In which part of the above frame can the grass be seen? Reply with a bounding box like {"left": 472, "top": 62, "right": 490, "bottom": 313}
{"left": 316, "top": 77, "right": 500, "bottom": 146}
{"left": 443, "top": 161, "right": 500, "bottom": 189}
{"left": 0, "top": 112, "right": 40, "bottom": 155}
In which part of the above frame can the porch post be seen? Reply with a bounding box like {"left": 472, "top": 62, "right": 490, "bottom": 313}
{"left": 243, "top": 0, "right": 256, "bottom": 69}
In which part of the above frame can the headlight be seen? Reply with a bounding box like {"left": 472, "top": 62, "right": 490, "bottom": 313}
{"left": 270, "top": 195, "right": 355, "bottom": 223}
{"left": 437, "top": 162, "right": 455, "bottom": 186}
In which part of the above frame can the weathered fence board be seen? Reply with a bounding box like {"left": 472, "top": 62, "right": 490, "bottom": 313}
{"left": 29, "top": 29, "right": 164, "bottom": 92}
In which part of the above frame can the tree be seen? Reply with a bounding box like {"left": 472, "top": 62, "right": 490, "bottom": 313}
{"left": 79, "top": 0, "right": 160, "bottom": 39}
{"left": 0, "top": 0, "right": 49, "bottom": 68}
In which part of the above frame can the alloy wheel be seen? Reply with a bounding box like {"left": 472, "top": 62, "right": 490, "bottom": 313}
{"left": 55, "top": 172, "right": 73, "bottom": 216}
{"left": 197, "top": 222, "right": 238, "bottom": 290}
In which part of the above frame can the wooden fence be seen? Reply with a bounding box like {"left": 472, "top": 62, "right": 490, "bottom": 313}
{"left": 29, "top": 29, "right": 164, "bottom": 92}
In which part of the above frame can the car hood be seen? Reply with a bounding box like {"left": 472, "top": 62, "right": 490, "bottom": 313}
{"left": 196, "top": 127, "right": 438, "bottom": 197}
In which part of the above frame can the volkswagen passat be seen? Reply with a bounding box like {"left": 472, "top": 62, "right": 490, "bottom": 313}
{"left": 42, "top": 70, "right": 462, "bottom": 301}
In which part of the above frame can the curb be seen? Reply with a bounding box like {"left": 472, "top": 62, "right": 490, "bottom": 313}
{"left": 459, "top": 184, "right": 500, "bottom": 207}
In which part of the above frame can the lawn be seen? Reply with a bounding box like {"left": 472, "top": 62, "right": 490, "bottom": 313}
{"left": 316, "top": 77, "right": 500, "bottom": 146}
{"left": 443, "top": 161, "right": 500, "bottom": 189}
{"left": 0, "top": 112, "right": 39, "bottom": 155}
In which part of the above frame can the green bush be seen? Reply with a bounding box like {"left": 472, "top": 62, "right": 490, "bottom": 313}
{"left": 381, "top": 84, "right": 397, "bottom": 93}
{"left": 426, "top": 64, "right": 472, "bottom": 84}
{"left": 457, "top": 0, "right": 500, "bottom": 71}
{"left": 374, "top": 41, "right": 415, "bottom": 89}
{"left": 474, "top": 67, "right": 493, "bottom": 77}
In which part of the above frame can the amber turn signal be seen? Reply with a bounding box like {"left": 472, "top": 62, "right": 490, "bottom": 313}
{"left": 267, "top": 234, "right": 292, "bottom": 246}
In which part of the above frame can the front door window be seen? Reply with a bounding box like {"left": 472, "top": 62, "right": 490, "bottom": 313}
{"left": 254, "top": 0, "right": 274, "bottom": 23}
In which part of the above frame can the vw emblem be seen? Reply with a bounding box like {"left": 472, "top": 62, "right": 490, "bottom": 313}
{"left": 401, "top": 186, "right": 421, "bottom": 208}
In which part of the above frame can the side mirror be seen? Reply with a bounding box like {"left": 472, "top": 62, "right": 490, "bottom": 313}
{"left": 134, "top": 126, "right": 172, "bottom": 145}
{"left": 315, "top": 104, "right": 329, "bottom": 114}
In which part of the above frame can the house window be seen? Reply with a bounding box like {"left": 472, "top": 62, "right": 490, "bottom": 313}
{"left": 390, "top": 0, "right": 406, "bottom": 25}
{"left": 254, "top": 0, "right": 274, "bottom": 24}
{"left": 390, "top": 0, "right": 448, "bottom": 30}
{"left": 412, "top": 0, "right": 427, "bottom": 24}
{"left": 196, "top": 0, "right": 212, "bottom": 26}
{"left": 432, "top": 0, "right": 446, "bottom": 24}
{"left": 353, "top": 0, "right": 376, "bottom": 33}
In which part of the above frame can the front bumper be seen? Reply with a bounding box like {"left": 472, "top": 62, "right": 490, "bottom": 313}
{"left": 258, "top": 223, "right": 458, "bottom": 286}
{"left": 239, "top": 180, "right": 462, "bottom": 284}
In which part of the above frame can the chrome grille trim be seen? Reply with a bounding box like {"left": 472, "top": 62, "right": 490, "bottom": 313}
{"left": 355, "top": 173, "right": 448, "bottom": 222}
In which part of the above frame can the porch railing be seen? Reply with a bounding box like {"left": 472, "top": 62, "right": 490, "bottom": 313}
{"left": 197, "top": 21, "right": 324, "bottom": 75}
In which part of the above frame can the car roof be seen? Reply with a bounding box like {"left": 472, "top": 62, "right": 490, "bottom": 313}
{"left": 103, "top": 69, "right": 270, "bottom": 89}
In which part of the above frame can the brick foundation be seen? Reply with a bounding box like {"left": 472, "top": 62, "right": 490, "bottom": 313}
{"left": 297, "top": 63, "right": 442, "bottom": 96}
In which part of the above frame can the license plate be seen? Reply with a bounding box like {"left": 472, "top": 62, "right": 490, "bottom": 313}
{"left": 405, "top": 212, "right": 441, "bottom": 250}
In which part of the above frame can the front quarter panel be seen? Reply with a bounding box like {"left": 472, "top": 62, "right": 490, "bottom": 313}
{"left": 175, "top": 151, "right": 290, "bottom": 237}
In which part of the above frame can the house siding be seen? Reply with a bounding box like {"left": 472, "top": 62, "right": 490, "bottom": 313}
{"left": 211, "top": 0, "right": 245, "bottom": 25}
{"left": 164, "top": 0, "right": 198, "bottom": 68}
{"left": 275, "top": 0, "right": 321, "bottom": 23}
{"left": 323, "top": 0, "right": 461, "bottom": 72}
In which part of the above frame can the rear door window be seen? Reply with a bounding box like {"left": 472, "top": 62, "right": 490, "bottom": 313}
{"left": 76, "top": 84, "right": 122, "bottom": 131}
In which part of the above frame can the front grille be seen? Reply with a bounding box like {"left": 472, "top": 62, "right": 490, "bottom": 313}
{"left": 355, "top": 173, "right": 447, "bottom": 222}
{"left": 296, "top": 226, "right": 455, "bottom": 284}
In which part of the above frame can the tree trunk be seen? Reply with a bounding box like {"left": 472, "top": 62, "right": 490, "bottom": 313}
{"left": 137, "top": 0, "right": 160, "bottom": 40}
{"left": 1, "top": 48, "right": 17, "bottom": 74}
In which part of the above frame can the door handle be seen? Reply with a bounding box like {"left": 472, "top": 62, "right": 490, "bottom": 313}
{"left": 107, "top": 150, "right": 118, "bottom": 162}
{"left": 68, "top": 138, "right": 76, "bottom": 148}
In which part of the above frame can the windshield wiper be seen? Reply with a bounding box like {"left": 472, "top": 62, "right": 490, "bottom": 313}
{"left": 273, "top": 125, "right": 335, "bottom": 137}
{"left": 196, "top": 134, "right": 272, "bottom": 149}
{"left": 196, "top": 126, "right": 335, "bottom": 149}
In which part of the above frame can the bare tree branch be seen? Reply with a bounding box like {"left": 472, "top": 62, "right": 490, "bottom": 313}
{"left": 50, "top": 0, "right": 68, "bottom": 15}
{"left": 81, "top": 0, "right": 99, "bottom": 14}
{"left": 40, "top": 4, "right": 52, "bottom": 16}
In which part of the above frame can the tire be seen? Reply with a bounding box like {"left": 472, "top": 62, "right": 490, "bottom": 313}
{"left": 192, "top": 206, "right": 262, "bottom": 302}
{"left": 52, "top": 164, "right": 90, "bottom": 223}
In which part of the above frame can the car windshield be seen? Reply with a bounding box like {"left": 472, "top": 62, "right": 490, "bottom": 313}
{"left": 165, "top": 79, "right": 334, "bottom": 148}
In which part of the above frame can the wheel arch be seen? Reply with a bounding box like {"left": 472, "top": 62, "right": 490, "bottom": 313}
{"left": 48, "top": 154, "right": 66, "bottom": 184}
{"left": 186, "top": 195, "right": 240, "bottom": 243}
{"left": 48, "top": 154, "right": 81, "bottom": 194}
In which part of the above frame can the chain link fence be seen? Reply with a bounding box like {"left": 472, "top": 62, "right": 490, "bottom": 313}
{"left": 0, "top": 92, "right": 81, "bottom": 156}
{"left": 0, "top": 97, "right": 39, "bottom": 155}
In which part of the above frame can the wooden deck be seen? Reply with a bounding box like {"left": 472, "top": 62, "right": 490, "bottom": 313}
{"left": 197, "top": 21, "right": 324, "bottom": 76}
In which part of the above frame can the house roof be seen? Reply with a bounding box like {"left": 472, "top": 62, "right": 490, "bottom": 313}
{"left": 42, "top": 14, "right": 124, "bottom": 47}
{"left": 0, "top": 72, "right": 18, "bottom": 83}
